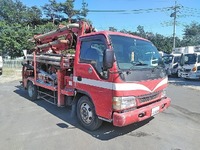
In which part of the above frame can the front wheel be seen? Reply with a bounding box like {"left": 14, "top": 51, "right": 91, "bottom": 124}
{"left": 77, "top": 96, "right": 102, "bottom": 131}
{"left": 27, "top": 81, "right": 38, "bottom": 101}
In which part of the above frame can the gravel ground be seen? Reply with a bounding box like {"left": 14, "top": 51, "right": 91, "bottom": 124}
{"left": 0, "top": 68, "right": 21, "bottom": 84}
{"left": 0, "top": 77, "right": 200, "bottom": 150}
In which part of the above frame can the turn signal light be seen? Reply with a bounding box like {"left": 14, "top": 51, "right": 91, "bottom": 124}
{"left": 192, "top": 66, "right": 197, "bottom": 72}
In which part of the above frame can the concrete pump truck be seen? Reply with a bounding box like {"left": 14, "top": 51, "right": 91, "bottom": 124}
{"left": 22, "top": 21, "right": 171, "bottom": 130}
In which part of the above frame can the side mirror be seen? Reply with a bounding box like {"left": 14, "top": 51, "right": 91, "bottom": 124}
{"left": 180, "top": 54, "right": 184, "bottom": 66}
{"left": 103, "top": 49, "right": 114, "bottom": 70}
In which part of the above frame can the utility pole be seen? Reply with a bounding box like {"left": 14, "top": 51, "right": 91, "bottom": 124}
{"left": 173, "top": 0, "right": 177, "bottom": 49}
{"left": 170, "top": 0, "right": 177, "bottom": 49}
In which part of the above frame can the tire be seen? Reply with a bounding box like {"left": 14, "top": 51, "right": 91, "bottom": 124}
{"left": 77, "top": 96, "right": 102, "bottom": 131}
{"left": 27, "top": 81, "right": 38, "bottom": 101}
{"left": 174, "top": 72, "right": 178, "bottom": 78}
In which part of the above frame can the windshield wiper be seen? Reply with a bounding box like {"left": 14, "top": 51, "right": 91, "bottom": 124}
{"left": 131, "top": 61, "right": 148, "bottom": 66}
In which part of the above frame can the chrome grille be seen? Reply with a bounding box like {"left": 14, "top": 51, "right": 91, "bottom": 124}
{"left": 137, "top": 91, "right": 161, "bottom": 103}
{"left": 184, "top": 69, "right": 191, "bottom": 72}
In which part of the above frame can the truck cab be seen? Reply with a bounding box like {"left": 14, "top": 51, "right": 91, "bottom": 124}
{"left": 178, "top": 52, "right": 200, "bottom": 79}
{"left": 162, "top": 53, "right": 181, "bottom": 76}
{"left": 74, "top": 31, "right": 170, "bottom": 128}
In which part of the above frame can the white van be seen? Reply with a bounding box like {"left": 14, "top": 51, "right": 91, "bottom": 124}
{"left": 0, "top": 56, "right": 3, "bottom": 75}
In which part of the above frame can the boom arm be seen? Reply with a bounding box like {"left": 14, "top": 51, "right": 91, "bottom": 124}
{"left": 30, "top": 21, "right": 95, "bottom": 54}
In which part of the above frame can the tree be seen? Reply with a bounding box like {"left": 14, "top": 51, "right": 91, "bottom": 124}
{"left": 0, "top": 0, "right": 44, "bottom": 58}
{"left": 0, "top": 0, "right": 26, "bottom": 24}
{"left": 109, "top": 27, "right": 117, "bottom": 32}
{"left": 42, "top": 0, "right": 62, "bottom": 24}
{"left": 26, "top": 6, "right": 42, "bottom": 26}
{"left": 0, "top": 23, "right": 34, "bottom": 58}
{"left": 136, "top": 25, "right": 146, "bottom": 38}
{"left": 148, "top": 33, "right": 171, "bottom": 53}
{"left": 181, "top": 22, "right": 200, "bottom": 46}
{"left": 58, "top": 0, "right": 78, "bottom": 23}
{"left": 78, "top": 0, "right": 88, "bottom": 19}
{"left": 42, "top": 0, "right": 88, "bottom": 24}
{"left": 0, "top": 0, "right": 42, "bottom": 26}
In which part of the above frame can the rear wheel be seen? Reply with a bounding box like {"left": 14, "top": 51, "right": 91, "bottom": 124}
{"left": 77, "top": 96, "right": 102, "bottom": 131}
{"left": 27, "top": 81, "right": 38, "bottom": 101}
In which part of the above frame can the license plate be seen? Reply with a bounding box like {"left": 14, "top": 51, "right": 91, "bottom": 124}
{"left": 151, "top": 106, "right": 160, "bottom": 116}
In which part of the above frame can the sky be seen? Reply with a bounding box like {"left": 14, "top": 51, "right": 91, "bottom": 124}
{"left": 20, "top": 0, "right": 200, "bottom": 38}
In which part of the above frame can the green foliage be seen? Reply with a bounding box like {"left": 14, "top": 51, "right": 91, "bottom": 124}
{"left": 78, "top": 0, "right": 88, "bottom": 19}
{"left": 109, "top": 27, "right": 117, "bottom": 32}
{"left": 42, "top": 0, "right": 62, "bottom": 24}
{"left": 26, "top": 6, "right": 42, "bottom": 26}
{"left": 0, "top": 22, "right": 34, "bottom": 58}
{"left": 62, "top": 49, "right": 75, "bottom": 55}
{"left": 33, "top": 22, "right": 57, "bottom": 34}
{"left": 137, "top": 25, "right": 146, "bottom": 38}
{"left": 42, "top": 0, "right": 89, "bottom": 23}
{"left": 148, "top": 34, "right": 175, "bottom": 54}
{"left": 181, "top": 22, "right": 200, "bottom": 46}
{"left": 0, "top": 0, "right": 26, "bottom": 24}
{"left": 58, "top": 0, "right": 80, "bottom": 23}
{"left": 0, "top": 0, "right": 41, "bottom": 26}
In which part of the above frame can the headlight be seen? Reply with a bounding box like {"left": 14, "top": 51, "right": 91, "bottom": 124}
{"left": 113, "top": 96, "right": 136, "bottom": 111}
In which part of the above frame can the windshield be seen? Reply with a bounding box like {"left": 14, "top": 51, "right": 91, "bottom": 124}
{"left": 110, "top": 35, "right": 163, "bottom": 70}
{"left": 184, "top": 54, "right": 197, "bottom": 64}
{"left": 162, "top": 55, "right": 173, "bottom": 64}
{"left": 174, "top": 56, "right": 181, "bottom": 63}
{"left": 162, "top": 55, "right": 180, "bottom": 64}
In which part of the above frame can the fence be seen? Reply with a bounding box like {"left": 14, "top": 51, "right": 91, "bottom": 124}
{"left": 3, "top": 59, "right": 23, "bottom": 68}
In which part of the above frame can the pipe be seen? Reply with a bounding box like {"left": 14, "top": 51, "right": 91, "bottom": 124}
{"left": 34, "top": 23, "right": 79, "bottom": 40}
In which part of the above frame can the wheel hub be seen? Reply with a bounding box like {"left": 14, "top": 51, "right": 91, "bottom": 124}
{"left": 80, "top": 103, "right": 93, "bottom": 124}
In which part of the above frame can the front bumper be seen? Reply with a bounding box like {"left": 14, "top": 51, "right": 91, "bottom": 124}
{"left": 171, "top": 68, "right": 178, "bottom": 75}
{"left": 113, "top": 97, "right": 171, "bottom": 127}
{"left": 181, "top": 72, "right": 200, "bottom": 79}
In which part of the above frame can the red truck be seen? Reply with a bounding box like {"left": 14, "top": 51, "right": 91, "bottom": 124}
{"left": 22, "top": 21, "right": 171, "bottom": 130}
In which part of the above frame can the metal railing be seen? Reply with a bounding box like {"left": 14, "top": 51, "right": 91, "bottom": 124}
{"left": 3, "top": 59, "right": 23, "bottom": 68}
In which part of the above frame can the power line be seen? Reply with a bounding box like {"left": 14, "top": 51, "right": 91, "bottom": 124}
{"left": 88, "top": 7, "right": 172, "bottom": 14}
{"left": 88, "top": 3, "right": 200, "bottom": 42}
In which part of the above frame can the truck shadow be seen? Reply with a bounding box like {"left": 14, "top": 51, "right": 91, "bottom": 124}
{"left": 14, "top": 85, "right": 154, "bottom": 141}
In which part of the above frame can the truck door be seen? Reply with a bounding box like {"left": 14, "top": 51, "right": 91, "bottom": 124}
{"left": 74, "top": 35, "right": 113, "bottom": 120}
